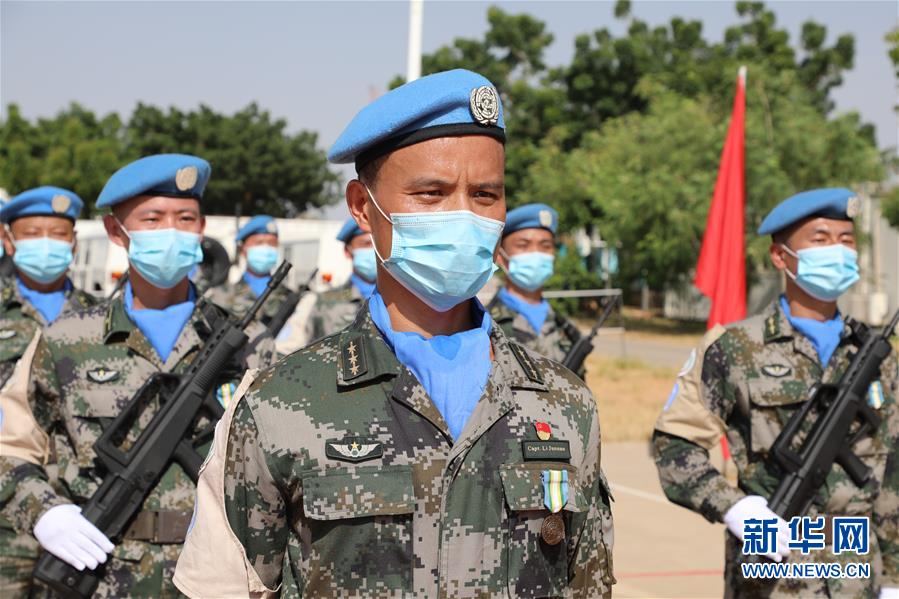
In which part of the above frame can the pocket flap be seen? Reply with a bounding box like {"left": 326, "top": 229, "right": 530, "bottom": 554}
{"left": 500, "top": 462, "right": 581, "bottom": 513}
{"left": 68, "top": 389, "right": 122, "bottom": 418}
{"left": 302, "top": 465, "right": 415, "bottom": 521}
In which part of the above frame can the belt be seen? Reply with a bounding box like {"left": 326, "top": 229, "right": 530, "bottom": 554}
{"left": 124, "top": 510, "right": 192, "bottom": 544}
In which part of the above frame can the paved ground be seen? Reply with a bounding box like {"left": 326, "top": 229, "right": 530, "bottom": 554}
{"left": 603, "top": 441, "right": 726, "bottom": 598}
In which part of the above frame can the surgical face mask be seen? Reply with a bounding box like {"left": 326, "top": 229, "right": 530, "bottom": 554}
{"left": 9, "top": 235, "right": 73, "bottom": 284}
{"left": 503, "top": 250, "right": 554, "bottom": 292}
{"left": 352, "top": 247, "right": 377, "bottom": 282}
{"left": 246, "top": 245, "right": 278, "bottom": 275}
{"left": 782, "top": 243, "right": 859, "bottom": 302}
{"left": 118, "top": 221, "right": 203, "bottom": 289}
{"left": 366, "top": 185, "right": 503, "bottom": 312}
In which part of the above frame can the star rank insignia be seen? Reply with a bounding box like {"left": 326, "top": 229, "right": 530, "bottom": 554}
{"left": 341, "top": 335, "right": 367, "bottom": 381}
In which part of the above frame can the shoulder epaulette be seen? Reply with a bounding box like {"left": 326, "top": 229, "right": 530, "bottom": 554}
{"left": 340, "top": 333, "right": 368, "bottom": 381}
{"left": 509, "top": 342, "right": 544, "bottom": 385}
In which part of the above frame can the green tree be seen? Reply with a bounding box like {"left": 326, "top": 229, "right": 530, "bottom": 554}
{"left": 125, "top": 103, "right": 339, "bottom": 216}
{"left": 0, "top": 103, "right": 130, "bottom": 214}
{"left": 883, "top": 26, "right": 899, "bottom": 229}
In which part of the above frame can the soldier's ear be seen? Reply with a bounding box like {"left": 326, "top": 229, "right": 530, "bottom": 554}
{"left": 769, "top": 242, "right": 788, "bottom": 272}
{"left": 103, "top": 214, "right": 128, "bottom": 249}
{"left": 346, "top": 180, "right": 372, "bottom": 233}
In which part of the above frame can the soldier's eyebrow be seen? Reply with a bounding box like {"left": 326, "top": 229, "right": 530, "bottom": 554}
{"left": 406, "top": 177, "right": 452, "bottom": 189}
{"left": 471, "top": 181, "right": 504, "bottom": 192}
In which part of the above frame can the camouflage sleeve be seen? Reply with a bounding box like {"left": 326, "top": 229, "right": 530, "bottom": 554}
{"left": 244, "top": 321, "right": 276, "bottom": 370}
{"left": 223, "top": 395, "right": 289, "bottom": 590}
{"left": 567, "top": 392, "right": 615, "bottom": 597}
{"left": 874, "top": 354, "right": 899, "bottom": 584}
{"left": 652, "top": 337, "right": 745, "bottom": 523}
{"left": 0, "top": 333, "right": 70, "bottom": 533}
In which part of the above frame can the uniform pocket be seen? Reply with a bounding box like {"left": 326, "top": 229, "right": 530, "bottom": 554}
{"left": 300, "top": 465, "right": 415, "bottom": 595}
{"left": 748, "top": 387, "right": 806, "bottom": 456}
{"left": 500, "top": 462, "right": 580, "bottom": 598}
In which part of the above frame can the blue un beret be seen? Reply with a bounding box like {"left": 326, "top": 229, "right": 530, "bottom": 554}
{"left": 1, "top": 186, "right": 84, "bottom": 224}
{"left": 758, "top": 188, "right": 858, "bottom": 235}
{"left": 503, "top": 203, "right": 558, "bottom": 237}
{"left": 237, "top": 215, "right": 278, "bottom": 242}
{"left": 329, "top": 69, "right": 505, "bottom": 170}
{"left": 97, "top": 154, "right": 211, "bottom": 208}
{"left": 336, "top": 218, "right": 365, "bottom": 244}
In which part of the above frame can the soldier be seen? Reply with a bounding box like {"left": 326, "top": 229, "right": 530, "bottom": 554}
{"left": 0, "top": 187, "right": 98, "bottom": 386}
{"left": 304, "top": 217, "right": 376, "bottom": 342}
{"left": 0, "top": 187, "right": 98, "bottom": 595}
{"left": 175, "top": 69, "right": 615, "bottom": 598}
{"left": 206, "top": 214, "right": 291, "bottom": 323}
{"left": 0, "top": 154, "right": 275, "bottom": 597}
{"left": 489, "top": 203, "right": 582, "bottom": 374}
{"left": 653, "top": 188, "right": 898, "bottom": 598}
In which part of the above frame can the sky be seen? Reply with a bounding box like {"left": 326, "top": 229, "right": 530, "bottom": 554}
{"left": 2, "top": 0, "right": 897, "bottom": 217}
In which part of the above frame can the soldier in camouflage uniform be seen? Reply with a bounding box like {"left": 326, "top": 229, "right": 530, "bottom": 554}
{"left": 0, "top": 186, "right": 98, "bottom": 596}
{"left": 488, "top": 203, "right": 582, "bottom": 375}
{"left": 206, "top": 214, "right": 291, "bottom": 325}
{"left": 0, "top": 154, "right": 274, "bottom": 598}
{"left": 653, "top": 188, "right": 899, "bottom": 598}
{"left": 304, "top": 218, "right": 377, "bottom": 343}
{"left": 175, "top": 69, "right": 615, "bottom": 597}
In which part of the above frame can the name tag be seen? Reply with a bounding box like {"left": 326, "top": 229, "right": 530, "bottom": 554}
{"left": 522, "top": 440, "right": 571, "bottom": 461}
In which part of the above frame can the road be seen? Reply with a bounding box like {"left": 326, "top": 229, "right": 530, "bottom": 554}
{"left": 603, "top": 441, "right": 726, "bottom": 598}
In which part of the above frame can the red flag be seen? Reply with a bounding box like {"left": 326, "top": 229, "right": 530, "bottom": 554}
{"left": 694, "top": 67, "right": 747, "bottom": 329}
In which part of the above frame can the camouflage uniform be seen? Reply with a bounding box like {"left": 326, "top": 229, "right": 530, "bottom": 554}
{"left": 175, "top": 302, "right": 615, "bottom": 598}
{"left": 205, "top": 275, "right": 292, "bottom": 323}
{"left": 0, "top": 280, "right": 97, "bottom": 387}
{"left": 0, "top": 293, "right": 274, "bottom": 598}
{"left": 653, "top": 299, "right": 899, "bottom": 598}
{"left": 304, "top": 279, "right": 365, "bottom": 343}
{"left": 487, "top": 292, "right": 581, "bottom": 374}
{"left": 0, "top": 279, "right": 96, "bottom": 596}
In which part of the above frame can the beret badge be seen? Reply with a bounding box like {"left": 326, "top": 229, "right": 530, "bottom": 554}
{"left": 846, "top": 196, "right": 860, "bottom": 218}
{"left": 266, "top": 221, "right": 277, "bottom": 233}
{"left": 175, "top": 166, "right": 199, "bottom": 192}
{"left": 469, "top": 86, "right": 500, "bottom": 126}
{"left": 539, "top": 210, "right": 552, "bottom": 228}
{"left": 51, "top": 194, "right": 71, "bottom": 214}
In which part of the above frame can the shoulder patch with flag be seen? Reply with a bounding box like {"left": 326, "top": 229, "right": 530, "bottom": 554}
{"left": 868, "top": 381, "right": 884, "bottom": 410}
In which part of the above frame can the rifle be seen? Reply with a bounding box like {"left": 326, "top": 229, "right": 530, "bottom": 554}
{"left": 560, "top": 294, "right": 619, "bottom": 376}
{"left": 263, "top": 268, "right": 317, "bottom": 339}
{"left": 33, "top": 262, "right": 292, "bottom": 598}
{"left": 767, "top": 308, "right": 899, "bottom": 519}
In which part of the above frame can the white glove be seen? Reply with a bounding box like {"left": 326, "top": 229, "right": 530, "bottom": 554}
{"left": 33, "top": 504, "right": 114, "bottom": 571}
{"left": 880, "top": 587, "right": 899, "bottom": 599}
{"left": 723, "top": 495, "right": 791, "bottom": 562}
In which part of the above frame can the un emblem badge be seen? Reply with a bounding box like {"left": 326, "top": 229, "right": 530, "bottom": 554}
{"left": 469, "top": 86, "right": 499, "bottom": 126}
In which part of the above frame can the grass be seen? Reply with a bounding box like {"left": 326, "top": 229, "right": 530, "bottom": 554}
{"left": 584, "top": 353, "right": 678, "bottom": 442}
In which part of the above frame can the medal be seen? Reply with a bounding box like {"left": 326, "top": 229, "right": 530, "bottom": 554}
{"left": 541, "top": 513, "right": 565, "bottom": 545}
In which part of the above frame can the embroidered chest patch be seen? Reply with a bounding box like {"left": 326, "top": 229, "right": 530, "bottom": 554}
{"left": 761, "top": 364, "right": 792, "bottom": 378}
{"left": 86, "top": 367, "right": 120, "bottom": 384}
{"left": 325, "top": 438, "right": 383, "bottom": 463}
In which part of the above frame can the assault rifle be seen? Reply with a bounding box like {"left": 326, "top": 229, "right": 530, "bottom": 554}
{"left": 33, "top": 262, "right": 292, "bottom": 598}
{"left": 768, "top": 308, "right": 899, "bottom": 519}
{"left": 560, "top": 295, "right": 619, "bottom": 377}
{"left": 264, "top": 268, "right": 317, "bottom": 339}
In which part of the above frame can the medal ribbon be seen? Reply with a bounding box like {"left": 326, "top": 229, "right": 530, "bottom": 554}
{"left": 542, "top": 469, "right": 569, "bottom": 513}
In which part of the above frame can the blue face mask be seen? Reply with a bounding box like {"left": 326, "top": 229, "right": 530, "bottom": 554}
{"left": 367, "top": 186, "right": 503, "bottom": 312}
{"left": 246, "top": 245, "right": 278, "bottom": 275}
{"left": 505, "top": 251, "right": 554, "bottom": 292}
{"left": 119, "top": 222, "right": 204, "bottom": 289}
{"left": 11, "top": 236, "right": 73, "bottom": 284}
{"left": 352, "top": 247, "right": 377, "bottom": 282}
{"left": 783, "top": 243, "right": 859, "bottom": 302}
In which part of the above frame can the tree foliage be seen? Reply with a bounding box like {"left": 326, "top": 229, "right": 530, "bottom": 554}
{"left": 0, "top": 103, "right": 339, "bottom": 217}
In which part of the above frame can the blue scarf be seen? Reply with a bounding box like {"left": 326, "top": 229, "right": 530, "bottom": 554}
{"left": 498, "top": 287, "right": 550, "bottom": 334}
{"left": 780, "top": 296, "right": 844, "bottom": 367}
{"left": 369, "top": 290, "right": 492, "bottom": 441}
{"left": 124, "top": 282, "right": 197, "bottom": 363}
{"left": 17, "top": 275, "right": 71, "bottom": 324}
{"left": 243, "top": 271, "right": 270, "bottom": 298}
{"left": 351, "top": 273, "right": 376, "bottom": 298}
